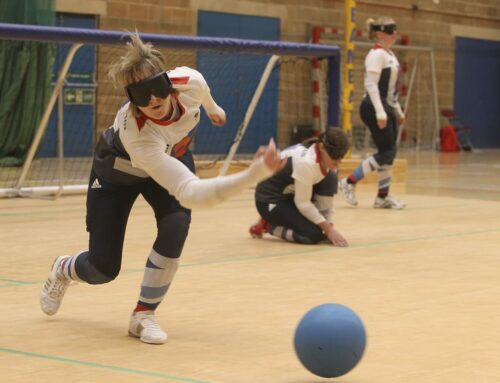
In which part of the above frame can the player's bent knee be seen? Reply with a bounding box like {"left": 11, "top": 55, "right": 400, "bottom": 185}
{"left": 310, "top": 234, "right": 325, "bottom": 244}
{"left": 159, "top": 211, "right": 191, "bottom": 235}
{"left": 75, "top": 251, "right": 119, "bottom": 284}
{"left": 85, "top": 268, "right": 116, "bottom": 284}
{"left": 295, "top": 230, "right": 324, "bottom": 244}
{"left": 377, "top": 149, "right": 396, "bottom": 165}
{"left": 154, "top": 212, "right": 191, "bottom": 258}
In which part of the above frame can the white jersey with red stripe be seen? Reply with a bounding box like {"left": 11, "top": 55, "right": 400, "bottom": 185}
{"left": 364, "top": 44, "right": 401, "bottom": 110}
{"left": 284, "top": 144, "right": 328, "bottom": 189}
{"left": 93, "top": 66, "right": 273, "bottom": 209}
{"left": 116, "top": 66, "right": 225, "bottom": 163}
{"left": 255, "top": 144, "right": 334, "bottom": 224}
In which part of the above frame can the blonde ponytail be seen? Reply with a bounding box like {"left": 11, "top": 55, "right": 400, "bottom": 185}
{"left": 366, "top": 18, "right": 376, "bottom": 40}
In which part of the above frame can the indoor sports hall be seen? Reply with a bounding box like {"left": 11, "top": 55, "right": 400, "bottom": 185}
{"left": 1, "top": 1, "right": 499, "bottom": 382}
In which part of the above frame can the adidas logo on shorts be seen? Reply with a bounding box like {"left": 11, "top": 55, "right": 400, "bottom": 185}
{"left": 91, "top": 178, "right": 102, "bottom": 189}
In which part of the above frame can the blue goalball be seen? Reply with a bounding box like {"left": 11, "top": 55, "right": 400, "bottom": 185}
{"left": 294, "top": 303, "right": 367, "bottom": 378}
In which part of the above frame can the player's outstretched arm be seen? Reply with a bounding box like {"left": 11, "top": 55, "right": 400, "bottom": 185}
{"left": 137, "top": 138, "right": 284, "bottom": 209}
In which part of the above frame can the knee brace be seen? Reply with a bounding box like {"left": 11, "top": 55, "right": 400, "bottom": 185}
{"left": 294, "top": 230, "right": 324, "bottom": 244}
{"left": 74, "top": 251, "right": 118, "bottom": 284}
{"left": 154, "top": 211, "right": 191, "bottom": 258}
{"left": 375, "top": 148, "right": 396, "bottom": 166}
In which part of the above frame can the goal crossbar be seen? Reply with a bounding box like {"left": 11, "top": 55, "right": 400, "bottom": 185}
{"left": 0, "top": 22, "right": 339, "bottom": 57}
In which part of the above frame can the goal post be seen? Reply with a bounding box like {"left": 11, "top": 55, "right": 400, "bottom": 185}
{"left": 0, "top": 22, "right": 340, "bottom": 198}
{"left": 219, "top": 54, "right": 281, "bottom": 176}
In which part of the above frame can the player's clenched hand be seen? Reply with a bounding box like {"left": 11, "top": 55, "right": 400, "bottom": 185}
{"left": 377, "top": 118, "right": 387, "bottom": 129}
{"left": 209, "top": 114, "right": 226, "bottom": 126}
{"left": 255, "top": 138, "right": 286, "bottom": 172}
{"left": 397, "top": 113, "right": 405, "bottom": 126}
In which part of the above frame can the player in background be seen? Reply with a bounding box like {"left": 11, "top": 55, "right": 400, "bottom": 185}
{"left": 40, "top": 32, "right": 284, "bottom": 344}
{"left": 249, "top": 127, "right": 349, "bottom": 246}
{"left": 339, "top": 17, "right": 406, "bottom": 209}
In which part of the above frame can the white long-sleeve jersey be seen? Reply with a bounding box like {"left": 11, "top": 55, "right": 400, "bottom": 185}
{"left": 119, "top": 66, "right": 225, "bottom": 160}
{"left": 255, "top": 144, "right": 335, "bottom": 224}
{"left": 92, "top": 66, "right": 272, "bottom": 209}
{"left": 364, "top": 44, "right": 404, "bottom": 120}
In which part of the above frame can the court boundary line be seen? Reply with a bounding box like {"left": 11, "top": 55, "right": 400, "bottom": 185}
{"left": 0, "top": 347, "right": 216, "bottom": 383}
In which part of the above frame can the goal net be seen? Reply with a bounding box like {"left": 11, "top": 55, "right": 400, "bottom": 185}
{"left": 0, "top": 23, "right": 340, "bottom": 198}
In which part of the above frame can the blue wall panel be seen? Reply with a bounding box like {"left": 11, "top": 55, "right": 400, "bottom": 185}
{"left": 454, "top": 37, "right": 500, "bottom": 148}
{"left": 196, "top": 11, "right": 280, "bottom": 154}
{"left": 39, "top": 13, "right": 96, "bottom": 157}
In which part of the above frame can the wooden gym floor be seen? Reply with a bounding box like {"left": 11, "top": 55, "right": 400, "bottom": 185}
{"left": 0, "top": 149, "right": 499, "bottom": 383}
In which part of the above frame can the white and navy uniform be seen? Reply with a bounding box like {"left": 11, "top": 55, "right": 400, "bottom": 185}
{"left": 254, "top": 143, "right": 337, "bottom": 244}
{"left": 360, "top": 44, "right": 404, "bottom": 166}
{"left": 76, "top": 67, "right": 272, "bottom": 286}
{"left": 93, "top": 66, "right": 225, "bottom": 189}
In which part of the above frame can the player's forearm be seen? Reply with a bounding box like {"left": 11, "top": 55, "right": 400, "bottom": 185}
{"left": 146, "top": 156, "right": 273, "bottom": 209}
{"left": 394, "top": 102, "right": 404, "bottom": 118}
{"left": 203, "top": 100, "right": 226, "bottom": 119}
{"left": 365, "top": 71, "right": 386, "bottom": 119}
{"left": 201, "top": 83, "right": 226, "bottom": 117}
{"left": 295, "top": 200, "right": 326, "bottom": 225}
{"left": 318, "top": 220, "right": 333, "bottom": 234}
{"left": 294, "top": 181, "right": 325, "bottom": 224}
{"left": 313, "top": 195, "right": 334, "bottom": 222}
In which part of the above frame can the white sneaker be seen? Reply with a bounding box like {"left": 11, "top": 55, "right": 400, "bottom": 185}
{"left": 128, "top": 311, "right": 167, "bottom": 344}
{"left": 339, "top": 177, "right": 358, "bottom": 206}
{"left": 374, "top": 196, "right": 406, "bottom": 209}
{"left": 40, "top": 255, "right": 72, "bottom": 316}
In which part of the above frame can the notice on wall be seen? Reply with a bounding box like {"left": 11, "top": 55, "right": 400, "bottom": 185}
{"left": 64, "top": 88, "right": 95, "bottom": 105}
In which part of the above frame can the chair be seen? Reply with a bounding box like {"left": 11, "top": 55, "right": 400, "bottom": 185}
{"left": 440, "top": 109, "right": 473, "bottom": 151}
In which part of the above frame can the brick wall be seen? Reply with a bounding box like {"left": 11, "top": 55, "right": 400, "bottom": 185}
{"left": 88, "top": 0, "right": 499, "bottom": 148}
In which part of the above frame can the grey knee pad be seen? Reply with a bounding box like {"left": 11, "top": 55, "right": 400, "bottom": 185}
{"left": 375, "top": 148, "right": 396, "bottom": 166}
{"left": 294, "top": 228, "right": 324, "bottom": 244}
{"left": 154, "top": 211, "right": 191, "bottom": 258}
{"left": 75, "top": 251, "right": 117, "bottom": 284}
